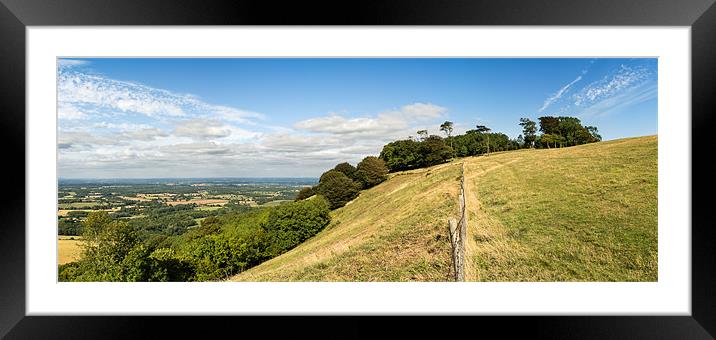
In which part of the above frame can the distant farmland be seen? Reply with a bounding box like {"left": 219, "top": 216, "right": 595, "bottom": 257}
{"left": 58, "top": 236, "right": 83, "bottom": 265}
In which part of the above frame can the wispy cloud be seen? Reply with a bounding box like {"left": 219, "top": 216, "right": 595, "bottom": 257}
{"left": 58, "top": 69, "right": 265, "bottom": 122}
{"left": 58, "top": 67, "right": 448, "bottom": 177}
{"left": 536, "top": 63, "right": 656, "bottom": 121}
{"left": 577, "top": 82, "right": 657, "bottom": 119}
{"left": 573, "top": 64, "right": 651, "bottom": 107}
{"left": 538, "top": 75, "right": 582, "bottom": 113}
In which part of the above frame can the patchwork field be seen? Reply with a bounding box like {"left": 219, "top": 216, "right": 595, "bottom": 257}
{"left": 166, "top": 199, "right": 228, "bottom": 206}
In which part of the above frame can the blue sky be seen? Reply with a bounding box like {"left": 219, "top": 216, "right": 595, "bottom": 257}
{"left": 57, "top": 58, "right": 657, "bottom": 178}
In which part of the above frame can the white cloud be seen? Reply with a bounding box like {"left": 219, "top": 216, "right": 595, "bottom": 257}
{"left": 573, "top": 65, "right": 650, "bottom": 106}
{"left": 400, "top": 102, "right": 447, "bottom": 120}
{"left": 58, "top": 103, "right": 86, "bottom": 120}
{"left": 294, "top": 102, "right": 447, "bottom": 136}
{"left": 539, "top": 75, "right": 582, "bottom": 113}
{"left": 58, "top": 59, "right": 90, "bottom": 69}
{"left": 57, "top": 69, "right": 264, "bottom": 122}
{"left": 173, "top": 119, "right": 232, "bottom": 139}
{"left": 123, "top": 128, "right": 169, "bottom": 141}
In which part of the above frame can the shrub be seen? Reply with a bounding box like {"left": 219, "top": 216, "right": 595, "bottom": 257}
{"left": 58, "top": 262, "right": 82, "bottom": 282}
{"left": 262, "top": 196, "right": 331, "bottom": 254}
{"left": 315, "top": 170, "right": 360, "bottom": 209}
{"left": 355, "top": 156, "right": 388, "bottom": 189}
{"left": 295, "top": 186, "right": 315, "bottom": 201}
{"left": 333, "top": 162, "right": 358, "bottom": 181}
{"left": 186, "top": 229, "right": 272, "bottom": 281}
{"left": 148, "top": 248, "right": 195, "bottom": 282}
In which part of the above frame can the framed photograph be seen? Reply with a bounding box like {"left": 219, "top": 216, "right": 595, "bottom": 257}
{"left": 2, "top": 0, "right": 715, "bottom": 338}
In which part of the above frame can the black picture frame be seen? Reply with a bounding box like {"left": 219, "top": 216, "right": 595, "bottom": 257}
{"left": 1, "top": 0, "right": 715, "bottom": 338}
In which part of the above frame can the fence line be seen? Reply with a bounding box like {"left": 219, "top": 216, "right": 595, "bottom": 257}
{"left": 448, "top": 162, "right": 467, "bottom": 281}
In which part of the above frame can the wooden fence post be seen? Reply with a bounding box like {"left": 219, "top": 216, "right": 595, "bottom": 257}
{"left": 448, "top": 162, "right": 467, "bottom": 282}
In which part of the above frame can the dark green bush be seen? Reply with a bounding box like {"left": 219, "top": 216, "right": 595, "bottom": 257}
{"left": 295, "top": 186, "right": 316, "bottom": 201}
{"left": 355, "top": 156, "right": 388, "bottom": 189}
{"left": 315, "top": 170, "right": 359, "bottom": 209}
{"left": 333, "top": 162, "right": 358, "bottom": 181}
{"left": 262, "top": 196, "right": 331, "bottom": 254}
{"left": 186, "top": 229, "right": 271, "bottom": 281}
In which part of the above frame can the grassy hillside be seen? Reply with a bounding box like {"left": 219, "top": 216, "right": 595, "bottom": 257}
{"left": 231, "top": 135, "right": 657, "bottom": 282}
{"left": 231, "top": 162, "right": 462, "bottom": 281}
{"left": 464, "top": 136, "right": 657, "bottom": 281}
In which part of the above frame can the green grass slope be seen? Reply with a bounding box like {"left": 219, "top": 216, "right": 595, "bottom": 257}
{"left": 231, "top": 162, "right": 462, "bottom": 281}
{"left": 231, "top": 135, "right": 657, "bottom": 282}
{"left": 464, "top": 135, "right": 657, "bottom": 281}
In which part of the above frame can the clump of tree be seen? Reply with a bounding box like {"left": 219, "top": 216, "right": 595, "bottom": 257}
{"left": 534, "top": 116, "right": 601, "bottom": 148}
{"left": 355, "top": 156, "right": 388, "bottom": 188}
{"left": 315, "top": 170, "right": 360, "bottom": 209}
{"left": 302, "top": 156, "right": 389, "bottom": 209}
{"left": 380, "top": 134, "right": 453, "bottom": 172}
{"left": 262, "top": 196, "right": 331, "bottom": 255}
{"left": 448, "top": 129, "right": 513, "bottom": 158}
{"left": 295, "top": 186, "right": 315, "bottom": 201}
{"left": 333, "top": 162, "right": 359, "bottom": 182}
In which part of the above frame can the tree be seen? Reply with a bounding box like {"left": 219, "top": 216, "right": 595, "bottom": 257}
{"left": 295, "top": 186, "right": 315, "bottom": 201}
{"left": 77, "top": 212, "right": 151, "bottom": 281}
{"left": 557, "top": 116, "right": 583, "bottom": 146}
{"left": 315, "top": 170, "right": 360, "bottom": 209}
{"left": 440, "top": 121, "right": 455, "bottom": 155}
{"left": 475, "top": 124, "right": 492, "bottom": 154}
{"left": 418, "top": 135, "right": 453, "bottom": 167}
{"left": 355, "top": 156, "right": 389, "bottom": 189}
{"left": 519, "top": 118, "right": 537, "bottom": 148}
{"left": 333, "top": 162, "right": 358, "bottom": 181}
{"left": 585, "top": 126, "right": 602, "bottom": 142}
{"left": 416, "top": 129, "right": 428, "bottom": 141}
{"left": 538, "top": 116, "right": 561, "bottom": 135}
{"left": 379, "top": 139, "right": 421, "bottom": 171}
{"left": 539, "top": 133, "right": 556, "bottom": 148}
{"left": 262, "top": 196, "right": 331, "bottom": 254}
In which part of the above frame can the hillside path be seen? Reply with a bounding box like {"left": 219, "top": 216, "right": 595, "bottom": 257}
{"left": 461, "top": 157, "right": 519, "bottom": 281}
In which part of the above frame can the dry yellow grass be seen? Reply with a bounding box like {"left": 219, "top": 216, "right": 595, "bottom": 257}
{"left": 231, "top": 161, "right": 462, "bottom": 282}
{"left": 58, "top": 236, "right": 83, "bottom": 265}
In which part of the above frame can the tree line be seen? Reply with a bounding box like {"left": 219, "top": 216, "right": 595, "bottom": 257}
{"left": 295, "top": 156, "right": 389, "bottom": 209}
{"left": 379, "top": 116, "right": 601, "bottom": 172}
{"left": 294, "top": 115, "right": 601, "bottom": 207}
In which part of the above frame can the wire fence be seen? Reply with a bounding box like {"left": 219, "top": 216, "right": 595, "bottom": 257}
{"left": 448, "top": 162, "right": 467, "bottom": 281}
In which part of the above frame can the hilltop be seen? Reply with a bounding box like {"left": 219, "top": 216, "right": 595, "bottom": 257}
{"left": 231, "top": 135, "right": 658, "bottom": 282}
